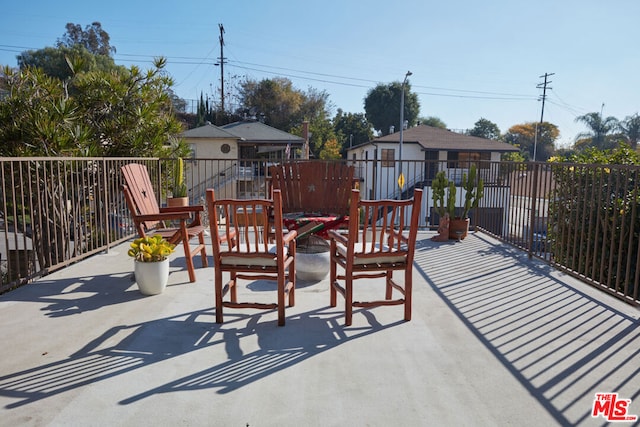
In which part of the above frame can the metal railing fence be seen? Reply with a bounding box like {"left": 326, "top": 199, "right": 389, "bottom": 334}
{"left": 0, "top": 157, "right": 637, "bottom": 305}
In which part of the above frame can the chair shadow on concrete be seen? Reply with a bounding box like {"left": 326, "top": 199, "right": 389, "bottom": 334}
{"left": 413, "top": 233, "right": 640, "bottom": 426}
{"left": 1, "top": 271, "right": 145, "bottom": 317}
{"left": 0, "top": 305, "right": 400, "bottom": 409}
{"left": 1, "top": 250, "right": 208, "bottom": 318}
{"left": 119, "top": 306, "right": 396, "bottom": 404}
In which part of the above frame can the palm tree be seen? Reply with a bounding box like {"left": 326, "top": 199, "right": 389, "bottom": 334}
{"left": 619, "top": 114, "right": 640, "bottom": 150}
{"left": 575, "top": 112, "right": 619, "bottom": 150}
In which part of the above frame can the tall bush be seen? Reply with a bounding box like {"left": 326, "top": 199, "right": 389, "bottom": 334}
{"left": 549, "top": 145, "right": 640, "bottom": 298}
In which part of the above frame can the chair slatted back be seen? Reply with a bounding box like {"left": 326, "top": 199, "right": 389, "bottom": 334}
{"left": 215, "top": 198, "right": 280, "bottom": 262}
{"left": 121, "top": 163, "right": 161, "bottom": 231}
{"left": 121, "top": 163, "right": 209, "bottom": 283}
{"left": 206, "top": 188, "right": 296, "bottom": 326}
{"left": 269, "top": 161, "right": 355, "bottom": 215}
{"left": 348, "top": 189, "right": 422, "bottom": 266}
{"left": 328, "top": 188, "right": 423, "bottom": 325}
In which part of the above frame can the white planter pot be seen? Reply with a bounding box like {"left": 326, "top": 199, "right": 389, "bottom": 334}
{"left": 134, "top": 259, "right": 170, "bottom": 295}
{"left": 296, "top": 249, "right": 330, "bottom": 281}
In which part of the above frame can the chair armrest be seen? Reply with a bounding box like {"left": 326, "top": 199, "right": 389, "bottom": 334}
{"left": 327, "top": 229, "right": 348, "bottom": 245}
{"left": 282, "top": 229, "right": 298, "bottom": 245}
{"left": 159, "top": 205, "right": 204, "bottom": 214}
{"left": 219, "top": 229, "right": 237, "bottom": 243}
{"left": 388, "top": 230, "right": 409, "bottom": 243}
{"left": 134, "top": 212, "right": 191, "bottom": 222}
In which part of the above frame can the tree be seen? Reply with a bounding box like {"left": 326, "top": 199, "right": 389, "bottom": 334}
{"left": 238, "top": 77, "right": 305, "bottom": 130}
{"left": 0, "top": 58, "right": 185, "bottom": 157}
{"left": 71, "top": 58, "right": 184, "bottom": 157}
{"left": 468, "top": 118, "right": 501, "bottom": 140}
{"left": 319, "top": 137, "right": 341, "bottom": 159}
{"left": 196, "top": 92, "right": 214, "bottom": 126}
{"left": 619, "top": 113, "right": 640, "bottom": 150}
{"left": 57, "top": 22, "right": 116, "bottom": 56}
{"left": 17, "top": 45, "right": 121, "bottom": 81}
{"left": 419, "top": 116, "right": 447, "bottom": 129}
{"left": 549, "top": 145, "right": 639, "bottom": 295}
{"left": 0, "top": 66, "right": 83, "bottom": 156}
{"left": 289, "top": 115, "right": 338, "bottom": 159}
{"left": 364, "top": 81, "right": 419, "bottom": 135}
{"left": 574, "top": 112, "right": 620, "bottom": 150}
{"left": 1, "top": 29, "right": 185, "bottom": 273}
{"left": 504, "top": 122, "right": 559, "bottom": 161}
{"left": 297, "top": 87, "right": 333, "bottom": 124}
{"left": 168, "top": 87, "right": 187, "bottom": 113}
{"left": 333, "top": 109, "right": 374, "bottom": 156}
{"left": 501, "top": 151, "right": 526, "bottom": 162}
{"left": 238, "top": 77, "right": 335, "bottom": 158}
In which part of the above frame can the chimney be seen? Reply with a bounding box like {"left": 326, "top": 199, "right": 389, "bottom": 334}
{"left": 389, "top": 125, "right": 395, "bottom": 134}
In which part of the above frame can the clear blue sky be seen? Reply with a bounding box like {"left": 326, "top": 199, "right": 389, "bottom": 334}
{"left": 2, "top": 0, "right": 638, "bottom": 148}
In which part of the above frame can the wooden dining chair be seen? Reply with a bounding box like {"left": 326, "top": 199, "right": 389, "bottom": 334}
{"left": 121, "top": 163, "right": 207, "bottom": 283}
{"left": 328, "top": 188, "right": 423, "bottom": 326}
{"left": 206, "top": 188, "right": 297, "bottom": 326}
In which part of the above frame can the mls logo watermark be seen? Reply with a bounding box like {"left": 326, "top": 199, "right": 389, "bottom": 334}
{"left": 592, "top": 393, "right": 638, "bottom": 422}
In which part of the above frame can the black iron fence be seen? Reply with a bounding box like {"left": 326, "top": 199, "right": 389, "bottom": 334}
{"left": 0, "top": 157, "right": 638, "bottom": 305}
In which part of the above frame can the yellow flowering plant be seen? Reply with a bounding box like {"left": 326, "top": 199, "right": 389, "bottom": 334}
{"left": 128, "top": 235, "right": 176, "bottom": 262}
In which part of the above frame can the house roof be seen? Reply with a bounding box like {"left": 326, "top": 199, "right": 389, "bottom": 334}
{"left": 180, "top": 123, "right": 239, "bottom": 139}
{"left": 371, "top": 125, "right": 518, "bottom": 152}
{"left": 221, "top": 121, "right": 304, "bottom": 145}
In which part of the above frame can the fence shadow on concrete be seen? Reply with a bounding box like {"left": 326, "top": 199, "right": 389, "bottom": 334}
{"left": 414, "top": 232, "right": 640, "bottom": 426}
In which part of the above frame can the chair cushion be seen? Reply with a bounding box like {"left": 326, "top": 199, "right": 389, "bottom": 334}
{"left": 335, "top": 242, "right": 406, "bottom": 265}
{"left": 221, "top": 244, "right": 288, "bottom": 267}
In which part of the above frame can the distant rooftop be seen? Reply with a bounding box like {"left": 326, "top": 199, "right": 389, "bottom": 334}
{"left": 369, "top": 124, "right": 518, "bottom": 152}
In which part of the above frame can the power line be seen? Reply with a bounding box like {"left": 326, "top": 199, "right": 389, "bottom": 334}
{"left": 229, "top": 63, "right": 536, "bottom": 101}
{"left": 224, "top": 59, "right": 535, "bottom": 98}
{"left": 414, "top": 90, "right": 535, "bottom": 101}
{"left": 546, "top": 99, "right": 584, "bottom": 118}
{"left": 0, "top": 43, "right": 542, "bottom": 102}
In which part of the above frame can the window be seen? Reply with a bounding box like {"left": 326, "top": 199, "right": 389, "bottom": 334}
{"left": 447, "top": 151, "right": 491, "bottom": 169}
{"left": 381, "top": 148, "right": 395, "bottom": 167}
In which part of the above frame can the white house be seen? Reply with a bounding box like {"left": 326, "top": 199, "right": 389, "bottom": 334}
{"left": 180, "top": 120, "right": 304, "bottom": 199}
{"left": 347, "top": 124, "right": 519, "bottom": 231}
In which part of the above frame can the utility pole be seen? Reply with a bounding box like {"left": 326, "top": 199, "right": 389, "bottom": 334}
{"left": 534, "top": 72, "right": 554, "bottom": 161}
{"left": 398, "top": 70, "right": 412, "bottom": 198}
{"left": 215, "top": 24, "right": 227, "bottom": 113}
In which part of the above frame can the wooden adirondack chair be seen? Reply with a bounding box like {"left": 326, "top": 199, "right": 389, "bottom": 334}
{"left": 269, "top": 161, "right": 356, "bottom": 240}
{"left": 121, "top": 163, "right": 207, "bottom": 283}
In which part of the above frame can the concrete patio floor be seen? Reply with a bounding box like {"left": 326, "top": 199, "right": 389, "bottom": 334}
{"left": 1, "top": 231, "right": 639, "bottom": 427}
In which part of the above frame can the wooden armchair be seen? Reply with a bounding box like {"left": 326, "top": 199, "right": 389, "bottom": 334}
{"left": 268, "top": 161, "right": 356, "bottom": 239}
{"left": 328, "top": 189, "right": 423, "bottom": 326}
{"left": 206, "top": 189, "right": 297, "bottom": 326}
{"left": 121, "top": 163, "right": 207, "bottom": 283}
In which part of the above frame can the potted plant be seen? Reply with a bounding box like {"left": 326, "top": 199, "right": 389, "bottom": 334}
{"left": 431, "top": 164, "right": 484, "bottom": 241}
{"left": 430, "top": 170, "right": 455, "bottom": 241}
{"left": 128, "top": 235, "right": 176, "bottom": 295}
{"left": 296, "top": 234, "right": 331, "bottom": 281}
{"left": 168, "top": 157, "right": 188, "bottom": 207}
